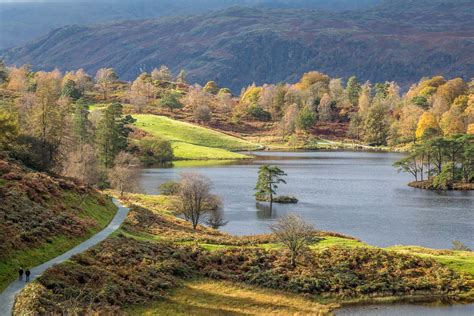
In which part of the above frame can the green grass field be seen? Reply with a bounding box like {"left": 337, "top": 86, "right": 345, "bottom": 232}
{"left": 387, "top": 246, "right": 474, "bottom": 276}
{"left": 0, "top": 194, "right": 117, "bottom": 291}
{"left": 133, "top": 114, "right": 262, "bottom": 160}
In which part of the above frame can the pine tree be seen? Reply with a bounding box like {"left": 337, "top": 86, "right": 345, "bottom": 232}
{"left": 96, "top": 103, "right": 135, "bottom": 168}
{"left": 72, "top": 99, "right": 91, "bottom": 144}
{"left": 255, "top": 165, "right": 287, "bottom": 204}
{"left": 346, "top": 76, "right": 361, "bottom": 106}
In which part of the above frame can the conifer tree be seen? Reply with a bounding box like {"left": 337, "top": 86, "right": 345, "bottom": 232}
{"left": 96, "top": 103, "right": 135, "bottom": 168}
{"left": 255, "top": 165, "right": 287, "bottom": 204}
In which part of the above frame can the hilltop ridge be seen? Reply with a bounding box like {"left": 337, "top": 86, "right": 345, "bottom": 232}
{"left": 3, "top": 0, "right": 473, "bottom": 92}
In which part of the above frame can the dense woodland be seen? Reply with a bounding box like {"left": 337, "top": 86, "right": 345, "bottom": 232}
{"left": 0, "top": 61, "right": 473, "bottom": 190}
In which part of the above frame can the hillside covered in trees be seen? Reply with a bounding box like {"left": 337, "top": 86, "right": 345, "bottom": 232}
{"left": 2, "top": 0, "right": 473, "bottom": 92}
{"left": 0, "top": 0, "right": 383, "bottom": 49}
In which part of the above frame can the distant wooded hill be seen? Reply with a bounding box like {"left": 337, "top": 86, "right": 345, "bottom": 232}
{"left": 0, "top": 0, "right": 382, "bottom": 49}
{"left": 2, "top": 0, "right": 473, "bottom": 92}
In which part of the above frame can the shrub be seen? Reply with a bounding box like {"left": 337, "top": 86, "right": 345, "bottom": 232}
{"left": 193, "top": 104, "right": 212, "bottom": 122}
{"left": 452, "top": 240, "right": 472, "bottom": 251}
{"left": 159, "top": 180, "right": 180, "bottom": 195}
{"left": 138, "top": 137, "right": 174, "bottom": 166}
{"left": 247, "top": 103, "right": 271, "bottom": 121}
{"left": 159, "top": 90, "right": 183, "bottom": 110}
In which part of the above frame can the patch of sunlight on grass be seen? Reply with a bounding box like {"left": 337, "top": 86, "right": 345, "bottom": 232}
{"left": 133, "top": 114, "right": 261, "bottom": 159}
{"left": 171, "top": 159, "right": 238, "bottom": 168}
{"left": 88, "top": 103, "right": 109, "bottom": 112}
{"left": 125, "top": 193, "right": 175, "bottom": 214}
{"left": 386, "top": 246, "right": 474, "bottom": 276}
{"left": 0, "top": 235, "right": 84, "bottom": 291}
{"left": 172, "top": 142, "right": 249, "bottom": 160}
{"left": 125, "top": 279, "right": 334, "bottom": 315}
{"left": 314, "top": 236, "right": 369, "bottom": 249}
{"left": 118, "top": 229, "right": 163, "bottom": 243}
{"left": 259, "top": 237, "right": 368, "bottom": 251}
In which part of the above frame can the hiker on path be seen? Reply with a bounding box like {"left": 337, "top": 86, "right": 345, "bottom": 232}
{"left": 25, "top": 269, "right": 31, "bottom": 282}
{"left": 18, "top": 268, "right": 23, "bottom": 281}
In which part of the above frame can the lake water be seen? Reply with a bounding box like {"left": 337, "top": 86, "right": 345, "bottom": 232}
{"left": 336, "top": 303, "right": 474, "bottom": 315}
{"left": 140, "top": 151, "right": 474, "bottom": 249}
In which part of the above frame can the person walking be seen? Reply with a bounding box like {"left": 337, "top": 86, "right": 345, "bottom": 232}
{"left": 25, "top": 269, "right": 31, "bottom": 282}
{"left": 18, "top": 268, "right": 24, "bottom": 281}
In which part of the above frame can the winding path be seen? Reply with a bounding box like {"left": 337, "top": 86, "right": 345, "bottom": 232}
{"left": 0, "top": 198, "right": 130, "bottom": 316}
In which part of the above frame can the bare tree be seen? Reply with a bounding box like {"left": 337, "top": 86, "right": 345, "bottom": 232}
{"left": 95, "top": 68, "right": 117, "bottom": 100}
{"left": 270, "top": 214, "right": 316, "bottom": 267}
{"left": 175, "top": 172, "right": 221, "bottom": 230}
{"left": 109, "top": 151, "right": 141, "bottom": 196}
{"left": 64, "top": 144, "right": 100, "bottom": 187}
{"left": 193, "top": 104, "right": 212, "bottom": 122}
{"left": 318, "top": 93, "right": 333, "bottom": 122}
{"left": 129, "top": 76, "right": 155, "bottom": 113}
{"left": 151, "top": 65, "right": 172, "bottom": 82}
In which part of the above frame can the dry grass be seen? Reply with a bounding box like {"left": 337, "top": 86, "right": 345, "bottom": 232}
{"left": 127, "top": 279, "right": 335, "bottom": 315}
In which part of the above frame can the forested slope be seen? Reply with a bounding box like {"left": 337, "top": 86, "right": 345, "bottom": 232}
{"left": 3, "top": 0, "right": 473, "bottom": 92}
{"left": 0, "top": 0, "right": 382, "bottom": 49}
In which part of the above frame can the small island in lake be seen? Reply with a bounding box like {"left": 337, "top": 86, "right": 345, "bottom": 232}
{"left": 409, "top": 180, "right": 474, "bottom": 191}
{"left": 257, "top": 195, "right": 299, "bottom": 204}
{"left": 255, "top": 165, "right": 298, "bottom": 204}
{"left": 394, "top": 134, "right": 474, "bottom": 191}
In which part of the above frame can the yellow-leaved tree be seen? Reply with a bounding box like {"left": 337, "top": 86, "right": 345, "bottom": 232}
{"left": 416, "top": 111, "right": 439, "bottom": 139}
{"left": 467, "top": 123, "right": 474, "bottom": 135}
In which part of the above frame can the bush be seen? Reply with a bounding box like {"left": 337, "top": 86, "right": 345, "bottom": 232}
{"left": 159, "top": 181, "right": 180, "bottom": 195}
{"left": 193, "top": 104, "right": 212, "bottom": 122}
{"left": 247, "top": 103, "right": 271, "bottom": 121}
{"left": 432, "top": 162, "right": 454, "bottom": 190}
{"left": 452, "top": 240, "right": 472, "bottom": 251}
{"left": 138, "top": 137, "right": 174, "bottom": 166}
{"left": 159, "top": 90, "right": 183, "bottom": 110}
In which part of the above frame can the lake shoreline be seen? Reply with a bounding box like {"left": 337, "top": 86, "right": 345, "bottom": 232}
{"left": 335, "top": 292, "right": 474, "bottom": 311}
{"left": 409, "top": 180, "right": 474, "bottom": 191}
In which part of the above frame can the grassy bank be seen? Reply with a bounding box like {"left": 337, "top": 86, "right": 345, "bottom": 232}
{"left": 0, "top": 159, "right": 118, "bottom": 291}
{"left": 0, "top": 193, "right": 116, "bottom": 292}
{"left": 133, "top": 114, "right": 261, "bottom": 160}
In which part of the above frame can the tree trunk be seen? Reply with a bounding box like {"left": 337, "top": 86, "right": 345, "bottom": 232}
{"left": 291, "top": 253, "right": 296, "bottom": 268}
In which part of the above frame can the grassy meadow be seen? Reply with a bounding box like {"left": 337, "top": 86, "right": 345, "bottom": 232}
{"left": 133, "top": 114, "right": 262, "bottom": 160}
